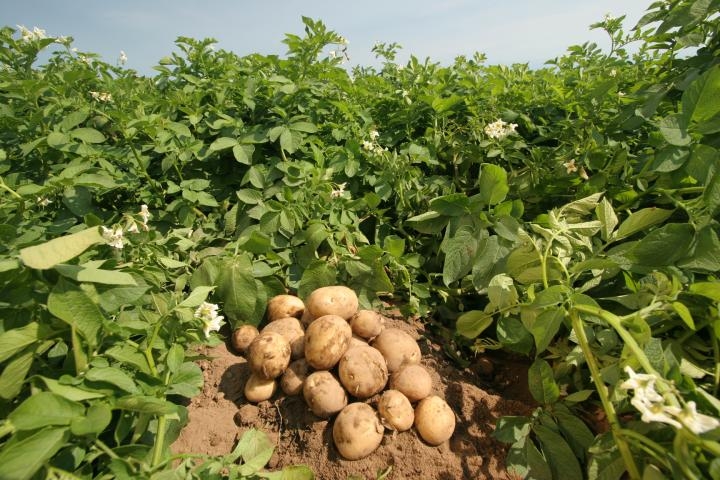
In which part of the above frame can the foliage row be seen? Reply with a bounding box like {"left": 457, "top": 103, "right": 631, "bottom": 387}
{"left": 1, "top": 0, "right": 720, "bottom": 478}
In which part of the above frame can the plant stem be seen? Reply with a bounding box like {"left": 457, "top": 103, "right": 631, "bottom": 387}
{"left": 151, "top": 415, "right": 168, "bottom": 467}
{"left": 0, "top": 177, "right": 23, "bottom": 200}
{"left": 569, "top": 309, "right": 642, "bottom": 480}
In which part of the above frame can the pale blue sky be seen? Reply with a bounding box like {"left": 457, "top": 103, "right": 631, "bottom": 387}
{"left": 2, "top": 1, "right": 652, "bottom": 74}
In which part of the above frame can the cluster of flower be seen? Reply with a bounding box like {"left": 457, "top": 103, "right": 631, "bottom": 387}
{"left": 16, "top": 25, "right": 46, "bottom": 42}
{"left": 331, "top": 182, "right": 347, "bottom": 198}
{"left": 562, "top": 159, "right": 589, "bottom": 180}
{"left": 118, "top": 50, "right": 127, "bottom": 66}
{"left": 362, "top": 130, "right": 387, "bottom": 155}
{"left": 484, "top": 119, "right": 518, "bottom": 140}
{"left": 194, "top": 301, "right": 225, "bottom": 338}
{"left": 620, "top": 366, "right": 720, "bottom": 434}
{"left": 90, "top": 91, "right": 112, "bottom": 102}
{"left": 327, "top": 36, "right": 349, "bottom": 62}
{"left": 101, "top": 204, "right": 151, "bottom": 249}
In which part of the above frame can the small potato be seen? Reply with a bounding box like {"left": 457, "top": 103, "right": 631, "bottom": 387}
{"left": 350, "top": 310, "right": 385, "bottom": 340}
{"left": 414, "top": 396, "right": 455, "bottom": 445}
{"left": 371, "top": 328, "right": 421, "bottom": 373}
{"left": 244, "top": 373, "right": 277, "bottom": 403}
{"left": 377, "top": 390, "right": 414, "bottom": 432}
{"left": 267, "top": 294, "right": 305, "bottom": 322}
{"left": 231, "top": 325, "right": 259, "bottom": 354}
{"left": 390, "top": 364, "right": 432, "bottom": 403}
{"left": 247, "top": 331, "right": 291, "bottom": 380}
{"left": 281, "top": 358, "right": 310, "bottom": 396}
{"left": 333, "top": 403, "right": 384, "bottom": 460}
{"left": 262, "top": 317, "right": 305, "bottom": 359}
{"left": 305, "top": 286, "right": 358, "bottom": 320}
{"left": 300, "top": 308, "right": 314, "bottom": 328}
{"left": 338, "top": 345, "right": 388, "bottom": 399}
{"left": 304, "top": 315, "right": 352, "bottom": 370}
{"left": 303, "top": 371, "right": 347, "bottom": 418}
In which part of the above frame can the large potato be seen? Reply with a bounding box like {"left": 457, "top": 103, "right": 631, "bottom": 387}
{"left": 231, "top": 324, "right": 259, "bottom": 354}
{"left": 350, "top": 310, "right": 385, "bottom": 340}
{"left": 414, "top": 396, "right": 455, "bottom": 445}
{"left": 390, "top": 364, "right": 432, "bottom": 402}
{"left": 280, "top": 358, "right": 310, "bottom": 396}
{"left": 333, "top": 403, "right": 384, "bottom": 460}
{"left": 304, "top": 315, "right": 352, "bottom": 370}
{"left": 371, "top": 328, "right": 421, "bottom": 373}
{"left": 303, "top": 371, "right": 347, "bottom": 418}
{"left": 338, "top": 345, "right": 388, "bottom": 399}
{"left": 262, "top": 317, "right": 305, "bottom": 359}
{"left": 267, "top": 294, "right": 305, "bottom": 322}
{"left": 305, "top": 286, "right": 358, "bottom": 320}
{"left": 377, "top": 390, "right": 414, "bottom": 432}
{"left": 244, "top": 373, "right": 277, "bottom": 403}
{"left": 247, "top": 331, "right": 291, "bottom": 379}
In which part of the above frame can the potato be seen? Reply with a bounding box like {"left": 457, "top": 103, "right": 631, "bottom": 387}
{"left": 247, "top": 331, "right": 291, "bottom": 379}
{"left": 333, "top": 403, "right": 384, "bottom": 460}
{"left": 262, "top": 317, "right": 305, "bottom": 359}
{"left": 414, "top": 396, "right": 455, "bottom": 445}
{"left": 377, "top": 390, "right": 414, "bottom": 432}
{"left": 231, "top": 324, "right": 259, "bottom": 354}
{"left": 350, "top": 310, "right": 385, "bottom": 340}
{"left": 349, "top": 335, "right": 368, "bottom": 349}
{"left": 304, "top": 315, "right": 352, "bottom": 370}
{"left": 371, "top": 328, "right": 421, "bottom": 373}
{"left": 303, "top": 371, "right": 348, "bottom": 418}
{"left": 244, "top": 373, "right": 276, "bottom": 403}
{"left": 267, "top": 294, "right": 305, "bottom": 322}
{"left": 281, "top": 358, "right": 309, "bottom": 396}
{"left": 300, "top": 308, "right": 314, "bottom": 328}
{"left": 338, "top": 345, "right": 388, "bottom": 399}
{"left": 305, "top": 286, "right": 358, "bottom": 320}
{"left": 390, "top": 364, "right": 432, "bottom": 402}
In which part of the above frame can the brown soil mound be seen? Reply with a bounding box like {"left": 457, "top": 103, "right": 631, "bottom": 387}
{"left": 172, "top": 318, "right": 534, "bottom": 479}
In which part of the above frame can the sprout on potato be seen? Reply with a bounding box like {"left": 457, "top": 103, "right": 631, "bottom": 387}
{"left": 267, "top": 294, "right": 305, "bottom": 322}
{"left": 305, "top": 285, "right": 358, "bottom": 321}
{"left": 377, "top": 390, "right": 414, "bottom": 432}
{"left": 333, "top": 403, "right": 384, "bottom": 460}
{"left": 303, "top": 371, "right": 348, "bottom": 418}
{"left": 414, "top": 395, "right": 455, "bottom": 445}
{"left": 390, "top": 364, "right": 432, "bottom": 403}
{"left": 231, "top": 324, "right": 259, "bottom": 354}
{"left": 304, "top": 314, "right": 352, "bottom": 370}
{"left": 350, "top": 310, "right": 385, "bottom": 340}
{"left": 261, "top": 316, "right": 305, "bottom": 359}
{"left": 247, "top": 331, "right": 291, "bottom": 379}
{"left": 371, "top": 328, "right": 421, "bottom": 373}
{"left": 244, "top": 373, "right": 277, "bottom": 403}
{"left": 338, "top": 345, "right": 388, "bottom": 399}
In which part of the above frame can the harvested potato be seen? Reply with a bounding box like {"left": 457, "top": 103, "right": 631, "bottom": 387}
{"left": 349, "top": 310, "right": 385, "bottom": 340}
{"left": 377, "top": 390, "right": 414, "bottom": 432}
{"left": 390, "top": 364, "right": 432, "bottom": 402}
{"left": 262, "top": 317, "right": 305, "bottom": 359}
{"left": 303, "top": 371, "right": 348, "bottom": 418}
{"left": 414, "top": 396, "right": 455, "bottom": 445}
{"left": 247, "top": 331, "right": 291, "bottom": 379}
{"left": 267, "top": 294, "right": 305, "bottom": 322}
{"left": 349, "top": 335, "right": 368, "bottom": 349}
{"left": 280, "top": 358, "right": 309, "bottom": 396}
{"left": 304, "top": 315, "right": 352, "bottom": 370}
{"left": 371, "top": 328, "right": 421, "bottom": 373}
{"left": 333, "top": 403, "right": 384, "bottom": 460}
{"left": 300, "top": 308, "right": 314, "bottom": 328}
{"left": 231, "top": 324, "right": 259, "bottom": 354}
{"left": 305, "top": 285, "right": 358, "bottom": 320}
{"left": 244, "top": 373, "right": 276, "bottom": 403}
{"left": 338, "top": 345, "right": 388, "bottom": 399}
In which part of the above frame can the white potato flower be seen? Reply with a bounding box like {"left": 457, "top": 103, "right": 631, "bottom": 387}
{"left": 676, "top": 401, "right": 720, "bottom": 434}
{"left": 101, "top": 226, "right": 125, "bottom": 249}
{"left": 194, "top": 301, "right": 224, "bottom": 338}
{"left": 119, "top": 50, "right": 127, "bottom": 65}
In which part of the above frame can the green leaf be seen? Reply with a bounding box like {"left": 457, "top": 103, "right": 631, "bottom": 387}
{"left": 671, "top": 301, "right": 695, "bottom": 330}
{"left": 289, "top": 121, "right": 317, "bottom": 133}
{"left": 528, "top": 358, "right": 559, "bottom": 405}
{"left": 596, "top": 198, "right": 618, "bottom": 242}
{"left": 85, "top": 366, "right": 139, "bottom": 393}
{"left": 493, "top": 416, "right": 531, "bottom": 444}
{"left": 236, "top": 429, "right": 275, "bottom": 475}
{"left": 629, "top": 223, "right": 694, "bottom": 266}
{"left": 650, "top": 146, "right": 689, "bottom": 173}
{"left": 688, "top": 281, "right": 720, "bottom": 301}
{"left": 533, "top": 424, "right": 583, "bottom": 480}
{"left": 487, "top": 273, "right": 518, "bottom": 309}
{"left": 9, "top": 392, "right": 84, "bottom": 430}
{"left": 456, "top": 310, "right": 495, "bottom": 339}
{"left": 442, "top": 226, "right": 480, "bottom": 285}
{"left": 178, "top": 285, "right": 215, "bottom": 308}
{"left": 658, "top": 114, "right": 690, "bottom": 146}
{"left": 430, "top": 193, "right": 470, "bottom": 216}
{"left": 298, "top": 260, "right": 337, "bottom": 300}
{"left": 167, "top": 362, "right": 203, "bottom": 398}
{"left": 530, "top": 307, "right": 565, "bottom": 354}
{"left": 47, "top": 279, "right": 104, "bottom": 348}
{"left": 46, "top": 131, "right": 69, "bottom": 148}
{"left": 166, "top": 344, "right": 184, "bottom": 374}
{"left": 70, "top": 127, "right": 106, "bottom": 143}
{"left": 471, "top": 235, "right": 506, "bottom": 290}
{"left": 478, "top": 164, "right": 509, "bottom": 205}
{"left": 209, "top": 136, "right": 238, "bottom": 151}
{"left": 37, "top": 376, "right": 106, "bottom": 401}
{"left": 216, "top": 255, "right": 257, "bottom": 325}
{"left": 704, "top": 169, "right": 720, "bottom": 217}
{"left": 0, "top": 427, "right": 69, "bottom": 480}
{"left": 405, "top": 210, "right": 448, "bottom": 234}
{"left": 496, "top": 317, "right": 533, "bottom": 355}
{"left": 682, "top": 64, "right": 720, "bottom": 126}
{"left": 54, "top": 264, "right": 137, "bottom": 285}
{"left": 0, "top": 348, "right": 35, "bottom": 400}
{"left": 115, "top": 395, "right": 178, "bottom": 415}
{"left": 70, "top": 403, "right": 112, "bottom": 436}
{"left": 97, "top": 284, "right": 150, "bottom": 312}
{"left": 19, "top": 227, "right": 104, "bottom": 270}
{"left": 0, "top": 323, "right": 39, "bottom": 363}
{"left": 233, "top": 144, "right": 255, "bottom": 164}
{"left": 555, "top": 407, "right": 595, "bottom": 461}
{"left": 614, "top": 208, "right": 673, "bottom": 240}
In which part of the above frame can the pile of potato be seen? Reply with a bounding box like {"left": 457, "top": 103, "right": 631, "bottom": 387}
{"left": 230, "top": 285, "right": 456, "bottom": 460}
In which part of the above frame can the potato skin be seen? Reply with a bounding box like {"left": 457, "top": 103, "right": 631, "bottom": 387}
{"left": 261, "top": 317, "right": 305, "bottom": 359}
{"left": 267, "top": 294, "right": 305, "bottom": 322}
{"left": 338, "top": 345, "right": 388, "bottom": 399}
{"left": 244, "top": 373, "right": 277, "bottom": 403}
{"left": 371, "top": 328, "right": 421, "bottom": 373}
{"left": 390, "top": 364, "right": 432, "bottom": 403}
{"left": 377, "top": 390, "right": 414, "bottom": 432}
{"left": 303, "top": 371, "right": 348, "bottom": 418}
{"left": 231, "top": 325, "right": 259, "bottom": 354}
{"left": 333, "top": 403, "right": 384, "bottom": 460}
{"left": 280, "top": 358, "right": 309, "bottom": 396}
{"left": 349, "top": 310, "right": 385, "bottom": 340}
{"left": 304, "top": 315, "right": 352, "bottom": 370}
{"left": 305, "top": 286, "right": 358, "bottom": 320}
{"left": 247, "top": 331, "right": 291, "bottom": 379}
{"left": 414, "top": 396, "right": 455, "bottom": 445}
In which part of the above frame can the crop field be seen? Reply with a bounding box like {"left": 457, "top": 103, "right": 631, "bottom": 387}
{"left": 1, "top": 1, "right": 719, "bottom": 479}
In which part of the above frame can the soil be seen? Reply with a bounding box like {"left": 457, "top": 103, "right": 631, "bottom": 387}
{"left": 171, "top": 316, "right": 535, "bottom": 480}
